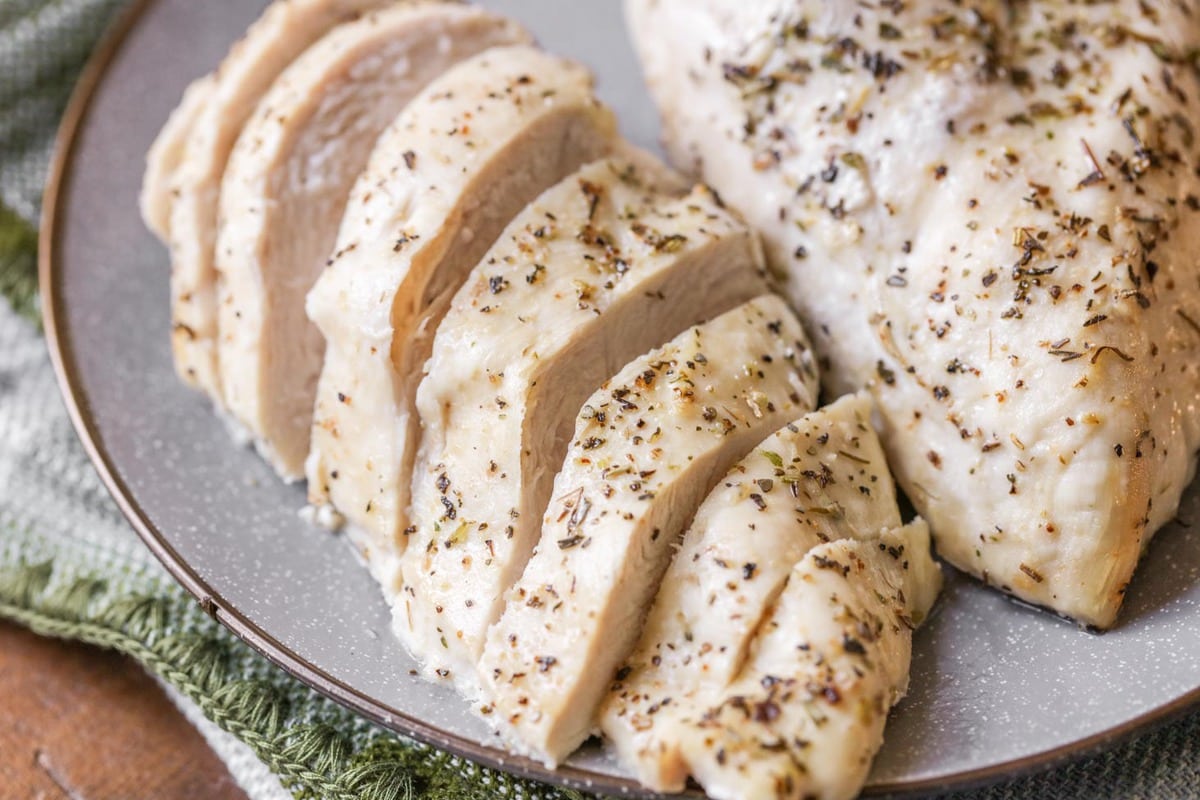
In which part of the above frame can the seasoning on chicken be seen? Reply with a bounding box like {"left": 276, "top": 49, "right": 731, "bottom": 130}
{"left": 304, "top": 45, "right": 617, "bottom": 587}
{"left": 479, "top": 295, "right": 819, "bottom": 765}
{"left": 215, "top": 4, "right": 527, "bottom": 479}
{"left": 145, "top": 0, "right": 397, "bottom": 400}
{"left": 668, "top": 520, "right": 940, "bottom": 800}
{"left": 400, "top": 155, "right": 769, "bottom": 693}
{"left": 600, "top": 392, "right": 910, "bottom": 790}
{"left": 625, "top": 0, "right": 1200, "bottom": 627}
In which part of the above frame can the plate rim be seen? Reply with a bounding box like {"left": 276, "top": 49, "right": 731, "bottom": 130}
{"left": 37, "top": 1, "right": 1200, "bottom": 797}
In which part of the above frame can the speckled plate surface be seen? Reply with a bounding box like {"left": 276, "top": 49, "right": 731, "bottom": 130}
{"left": 41, "top": 0, "right": 1200, "bottom": 797}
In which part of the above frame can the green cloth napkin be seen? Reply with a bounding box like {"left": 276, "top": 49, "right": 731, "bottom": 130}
{"left": 1, "top": 2, "right": 1197, "bottom": 799}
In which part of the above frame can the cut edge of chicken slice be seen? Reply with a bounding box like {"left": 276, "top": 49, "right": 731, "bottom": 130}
{"left": 141, "top": 74, "right": 214, "bottom": 242}
{"left": 399, "top": 155, "right": 769, "bottom": 695}
{"left": 478, "top": 294, "right": 819, "bottom": 767}
{"left": 303, "top": 45, "right": 619, "bottom": 591}
{"left": 673, "top": 519, "right": 941, "bottom": 800}
{"left": 163, "top": 0, "right": 396, "bottom": 399}
{"left": 599, "top": 390, "right": 903, "bottom": 791}
{"left": 214, "top": 4, "right": 529, "bottom": 481}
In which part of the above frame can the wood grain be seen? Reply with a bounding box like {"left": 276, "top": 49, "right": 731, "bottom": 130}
{"left": 0, "top": 619, "right": 249, "bottom": 800}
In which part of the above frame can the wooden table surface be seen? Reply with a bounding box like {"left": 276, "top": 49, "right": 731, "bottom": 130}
{"left": 0, "top": 618, "right": 249, "bottom": 800}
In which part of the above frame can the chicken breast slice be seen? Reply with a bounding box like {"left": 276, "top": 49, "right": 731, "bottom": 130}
{"left": 214, "top": 5, "right": 528, "bottom": 481}
{"left": 400, "top": 156, "right": 769, "bottom": 693}
{"left": 669, "top": 520, "right": 941, "bottom": 800}
{"left": 626, "top": 0, "right": 1200, "bottom": 627}
{"left": 157, "top": 0, "right": 396, "bottom": 398}
{"left": 599, "top": 391, "right": 905, "bottom": 790}
{"left": 478, "top": 295, "right": 819, "bottom": 766}
{"left": 141, "top": 74, "right": 213, "bottom": 241}
{"left": 305, "top": 46, "right": 618, "bottom": 586}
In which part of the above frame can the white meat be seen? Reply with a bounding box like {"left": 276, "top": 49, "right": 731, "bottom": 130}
{"left": 479, "top": 295, "right": 819, "bottom": 766}
{"left": 400, "top": 156, "right": 769, "bottom": 693}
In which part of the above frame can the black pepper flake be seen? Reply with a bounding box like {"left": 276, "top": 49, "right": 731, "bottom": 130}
{"left": 812, "top": 554, "right": 850, "bottom": 576}
{"left": 876, "top": 360, "right": 896, "bottom": 386}
{"left": 535, "top": 656, "right": 557, "bottom": 672}
{"left": 842, "top": 635, "right": 867, "bottom": 655}
{"left": 402, "top": 150, "right": 417, "bottom": 170}
{"left": 753, "top": 701, "right": 781, "bottom": 722}
{"left": 743, "top": 563, "right": 757, "bottom": 580}
{"left": 488, "top": 275, "right": 509, "bottom": 295}
{"left": 393, "top": 233, "right": 418, "bottom": 251}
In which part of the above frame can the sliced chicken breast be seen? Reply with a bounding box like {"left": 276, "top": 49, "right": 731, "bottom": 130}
{"left": 142, "top": 74, "right": 213, "bottom": 241}
{"left": 600, "top": 392, "right": 904, "bottom": 790}
{"left": 670, "top": 520, "right": 941, "bottom": 800}
{"left": 399, "top": 156, "right": 769, "bottom": 692}
{"left": 305, "top": 46, "right": 618, "bottom": 585}
{"left": 478, "top": 295, "right": 819, "bottom": 766}
{"left": 626, "top": 0, "right": 1200, "bottom": 627}
{"left": 159, "top": 0, "right": 395, "bottom": 398}
{"left": 214, "top": 5, "right": 527, "bottom": 480}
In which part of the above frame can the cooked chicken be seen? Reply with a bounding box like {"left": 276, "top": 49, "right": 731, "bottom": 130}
{"left": 399, "top": 156, "right": 769, "bottom": 692}
{"left": 305, "top": 46, "right": 618, "bottom": 586}
{"left": 214, "top": 5, "right": 527, "bottom": 480}
{"left": 149, "top": 0, "right": 395, "bottom": 399}
{"left": 478, "top": 295, "right": 819, "bottom": 766}
{"left": 626, "top": 0, "right": 1200, "bottom": 627}
{"left": 670, "top": 520, "right": 940, "bottom": 800}
{"left": 600, "top": 392, "right": 907, "bottom": 790}
{"left": 141, "top": 75, "right": 212, "bottom": 241}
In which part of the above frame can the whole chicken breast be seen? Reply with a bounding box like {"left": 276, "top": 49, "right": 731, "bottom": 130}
{"left": 148, "top": 0, "right": 396, "bottom": 399}
{"left": 305, "top": 45, "right": 618, "bottom": 585}
{"left": 400, "top": 156, "right": 769, "bottom": 693}
{"left": 599, "top": 392, "right": 909, "bottom": 791}
{"left": 215, "top": 4, "right": 527, "bottom": 480}
{"left": 626, "top": 0, "right": 1200, "bottom": 627}
{"left": 478, "top": 295, "right": 819, "bottom": 766}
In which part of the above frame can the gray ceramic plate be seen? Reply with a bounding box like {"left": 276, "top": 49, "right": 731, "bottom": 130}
{"left": 41, "top": 0, "right": 1200, "bottom": 797}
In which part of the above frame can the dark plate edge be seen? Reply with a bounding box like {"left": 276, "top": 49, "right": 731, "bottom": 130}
{"left": 36, "top": 2, "right": 1200, "bottom": 798}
